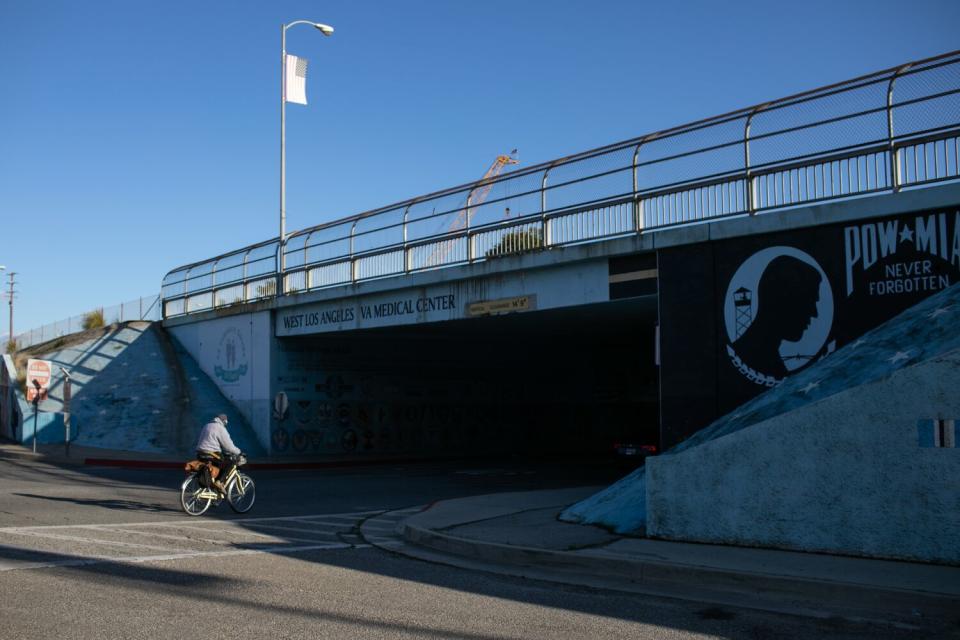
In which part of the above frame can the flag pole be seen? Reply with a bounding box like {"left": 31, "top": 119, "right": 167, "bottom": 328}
{"left": 279, "top": 20, "right": 334, "bottom": 290}
{"left": 280, "top": 23, "right": 288, "bottom": 279}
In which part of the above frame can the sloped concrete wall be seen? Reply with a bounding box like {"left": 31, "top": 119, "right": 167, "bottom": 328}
{"left": 645, "top": 348, "right": 960, "bottom": 564}
{"left": 3, "top": 323, "right": 178, "bottom": 450}
{"left": 3, "top": 322, "right": 264, "bottom": 455}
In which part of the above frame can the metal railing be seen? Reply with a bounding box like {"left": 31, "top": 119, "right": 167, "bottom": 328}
{"left": 161, "top": 50, "right": 960, "bottom": 319}
{"left": 11, "top": 294, "right": 161, "bottom": 351}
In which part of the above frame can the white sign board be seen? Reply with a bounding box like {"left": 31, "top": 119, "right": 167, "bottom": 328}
{"left": 26, "top": 358, "right": 52, "bottom": 402}
{"left": 276, "top": 261, "right": 609, "bottom": 337}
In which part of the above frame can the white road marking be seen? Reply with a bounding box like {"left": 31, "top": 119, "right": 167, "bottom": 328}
{"left": 148, "top": 523, "right": 335, "bottom": 545}
{"left": 15, "top": 530, "right": 181, "bottom": 552}
{"left": 286, "top": 517, "right": 357, "bottom": 527}
{"left": 0, "top": 510, "right": 386, "bottom": 572}
{"left": 103, "top": 527, "right": 230, "bottom": 546}
{"left": 241, "top": 522, "right": 340, "bottom": 535}
{"left": 0, "top": 510, "right": 383, "bottom": 533}
{"left": 0, "top": 542, "right": 354, "bottom": 572}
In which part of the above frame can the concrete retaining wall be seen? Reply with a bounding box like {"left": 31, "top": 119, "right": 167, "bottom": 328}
{"left": 646, "top": 348, "right": 960, "bottom": 564}
{"left": 166, "top": 311, "right": 272, "bottom": 451}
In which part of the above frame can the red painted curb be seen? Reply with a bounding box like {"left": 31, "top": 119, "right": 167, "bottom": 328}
{"left": 84, "top": 459, "right": 183, "bottom": 469}
{"left": 83, "top": 456, "right": 447, "bottom": 470}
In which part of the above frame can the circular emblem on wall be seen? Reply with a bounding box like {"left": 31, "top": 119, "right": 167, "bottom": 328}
{"left": 294, "top": 400, "right": 312, "bottom": 426}
{"left": 271, "top": 427, "right": 290, "bottom": 452}
{"left": 723, "top": 246, "right": 834, "bottom": 386}
{"left": 214, "top": 327, "right": 248, "bottom": 383}
{"left": 292, "top": 429, "right": 308, "bottom": 452}
{"left": 342, "top": 429, "right": 358, "bottom": 452}
{"left": 273, "top": 391, "right": 289, "bottom": 421}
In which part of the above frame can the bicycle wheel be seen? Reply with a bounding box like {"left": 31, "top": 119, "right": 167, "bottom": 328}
{"left": 180, "top": 474, "right": 212, "bottom": 516}
{"left": 227, "top": 473, "right": 255, "bottom": 513}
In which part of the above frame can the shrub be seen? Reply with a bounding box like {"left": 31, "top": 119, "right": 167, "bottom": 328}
{"left": 82, "top": 308, "right": 105, "bottom": 330}
{"left": 485, "top": 228, "right": 543, "bottom": 258}
{"left": 255, "top": 280, "right": 277, "bottom": 298}
{"left": 4, "top": 339, "right": 15, "bottom": 354}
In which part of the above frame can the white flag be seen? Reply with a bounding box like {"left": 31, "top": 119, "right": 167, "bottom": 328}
{"left": 285, "top": 54, "right": 309, "bottom": 105}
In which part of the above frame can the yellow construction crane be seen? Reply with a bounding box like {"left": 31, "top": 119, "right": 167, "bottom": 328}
{"left": 425, "top": 151, "right": 520, "bottom": 267}
{"left": 449, "top": 150, "right": 519, "bottom": 233}
{"left": 469, "top": 149, "right": 519, "bottom": 222}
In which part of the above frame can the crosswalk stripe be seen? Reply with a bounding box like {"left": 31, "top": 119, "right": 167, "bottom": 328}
{"left": 0, "top": 507, "right": 416, "bottom": 572}
{"left": 155, "top": 524, "right": 332, "bottom": 545}
{"left": 0, "top": 510, "right": 383, "bottom": 533}
{"left": 15, "top": 530, "right": 182, "bottom": 552}
{"left": 241, "top": 522, "right": 343, "bottom": 535}
{"left": 103, "top": 527, "right": 231, "bottom": 546}
{"left": 0, "top": 542, "right": 355, "bottom": 572}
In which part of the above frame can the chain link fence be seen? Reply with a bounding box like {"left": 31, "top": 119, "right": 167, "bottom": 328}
{"left": 10, "top": 294, "right": 161, "bottom": 351}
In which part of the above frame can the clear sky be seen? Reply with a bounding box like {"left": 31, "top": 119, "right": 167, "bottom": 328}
{"left": 1, "top": 0, "right": 958, "bottom": 338}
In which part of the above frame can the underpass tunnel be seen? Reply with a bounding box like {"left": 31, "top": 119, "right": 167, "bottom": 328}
{"left": 271, "top": 296, "right": 659, "bottom": 459}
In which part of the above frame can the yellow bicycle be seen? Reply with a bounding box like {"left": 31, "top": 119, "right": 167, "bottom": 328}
{"left": 180, "top": 454, "right": 255, "bottom": 516}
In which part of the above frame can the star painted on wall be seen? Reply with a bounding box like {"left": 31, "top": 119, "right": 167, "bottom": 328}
{"left": 927, "top": 306, "right": 951, "bottom": 319}
{"left": 899, "top": 226, "right": 914, "bottom": 244}
{"left": 800, "top": 380, "right": 820, "bottom": 394}
{"left": 888, "top": 350, "right": 912, "bottom": 365}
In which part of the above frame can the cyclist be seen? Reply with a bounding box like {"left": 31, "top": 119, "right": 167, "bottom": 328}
{"left": 194, "top": 413, "right": 242, "bottom": 494}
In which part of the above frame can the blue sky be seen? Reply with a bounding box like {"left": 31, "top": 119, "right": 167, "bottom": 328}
{"left": 1, "top": 0, "right": 957, "bottom": 338}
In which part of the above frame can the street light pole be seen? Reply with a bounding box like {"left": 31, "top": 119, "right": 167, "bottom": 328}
{"left": 280, "top": 20, "right": 334, "bottom": 284}
{"left": 3, "top": 270, "right": 15, "bottom": 350}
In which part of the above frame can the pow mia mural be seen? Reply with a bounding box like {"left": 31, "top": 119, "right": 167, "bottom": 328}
{"left": 724, "top": 248, "right": 835, "bottom": 386}
{"left": 659, "top": 206, "right": 960, "bottom": 448}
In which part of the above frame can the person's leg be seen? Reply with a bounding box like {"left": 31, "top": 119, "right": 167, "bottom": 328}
{"left": 219, "top": 458, "right": 235, "bottom": 486}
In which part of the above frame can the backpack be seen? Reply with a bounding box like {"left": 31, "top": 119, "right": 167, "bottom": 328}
{"left": 185, "top": 459, "right": 220, "bottom": 488}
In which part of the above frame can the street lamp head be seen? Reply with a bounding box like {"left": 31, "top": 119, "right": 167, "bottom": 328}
{"left": 313, "top": 22, "right": 334, "bottom": 36}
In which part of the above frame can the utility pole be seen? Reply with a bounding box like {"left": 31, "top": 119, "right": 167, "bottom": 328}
{"left": 5, "top": 272, "right": 16, "bottom": 350}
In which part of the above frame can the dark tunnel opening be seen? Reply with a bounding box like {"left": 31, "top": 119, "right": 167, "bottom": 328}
{"left": 272, "top": 296, "right": 659, "bottom": 461}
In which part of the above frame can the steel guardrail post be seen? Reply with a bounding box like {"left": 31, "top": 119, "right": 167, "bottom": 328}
{"left": 744, "top": 106, "right": 765, "bottom": 214}
{"left": 633, "top": 138, "right": 648, "bottom": 232}
{"left": 242, "top": 248, "right": 250, "bottom": 302}
{"left": 541, "top": 162, "right": 555, "bottom": 246}
{"left": 887, "top": 64, "right": 913, "bottom": 192}
{"left": 402, "top": 203, "right": 412, "bottom": 272}
{"left": 350, "top": 220, "right": 358, "bottom": 282}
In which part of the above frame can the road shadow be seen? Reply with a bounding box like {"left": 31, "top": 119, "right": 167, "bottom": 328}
{"left": 11, "top": 492, "right": 178, "bottom": 513}
{"left": 0, "top": 541, "right": 916, "bottom": 640}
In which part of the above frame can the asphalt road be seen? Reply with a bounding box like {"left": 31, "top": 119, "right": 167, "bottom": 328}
{"left": 0, "top": 455, "right": 939, "bottom": 639}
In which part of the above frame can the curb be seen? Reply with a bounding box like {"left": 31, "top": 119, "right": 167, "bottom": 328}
{"left": 1, "top": 449, "right": 464, "bottom": 471}
{"left": 400, "top": 521, "right": 960, "bottom": 626}
{"left": 84, "top": 455, "right": 456, "bottom": 470}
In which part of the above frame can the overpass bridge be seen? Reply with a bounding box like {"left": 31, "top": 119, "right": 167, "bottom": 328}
{"left": 161, "top": 51, "right": 960, "bottom": 458}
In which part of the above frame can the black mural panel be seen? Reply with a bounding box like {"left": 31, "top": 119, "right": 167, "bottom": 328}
{"left": 658, "top": 243, "right": 719, "bottom": 449}
{"left": 660, "top": 206, "right": 960, "bottom": 444}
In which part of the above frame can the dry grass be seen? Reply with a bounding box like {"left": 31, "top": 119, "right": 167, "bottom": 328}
{"left": 82, "top": 308, "right": 105, "bottom": 330}
{"left": 10, "top": 323, "right": 129, "bottom": 391}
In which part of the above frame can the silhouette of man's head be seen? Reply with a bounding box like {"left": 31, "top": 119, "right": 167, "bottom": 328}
{"left": 754, "top": 255, "right": 822, "bottom": 341}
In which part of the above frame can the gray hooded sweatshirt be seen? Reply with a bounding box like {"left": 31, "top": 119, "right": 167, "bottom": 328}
{"left": 194, "top": 417, "right": 241, "bottom": 455}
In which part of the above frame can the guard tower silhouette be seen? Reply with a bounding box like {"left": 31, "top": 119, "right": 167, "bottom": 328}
{"left": 734, "top": 287, "right": 753, "bottom": 338}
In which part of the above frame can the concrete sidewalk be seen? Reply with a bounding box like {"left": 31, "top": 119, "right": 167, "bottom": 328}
{"left": 393, "top": 487, "right": 960, "bottom": 629}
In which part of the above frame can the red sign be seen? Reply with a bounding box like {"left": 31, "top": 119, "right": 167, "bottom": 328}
{"left": 26, "top": 359, "right": 52, "bottom": 403}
